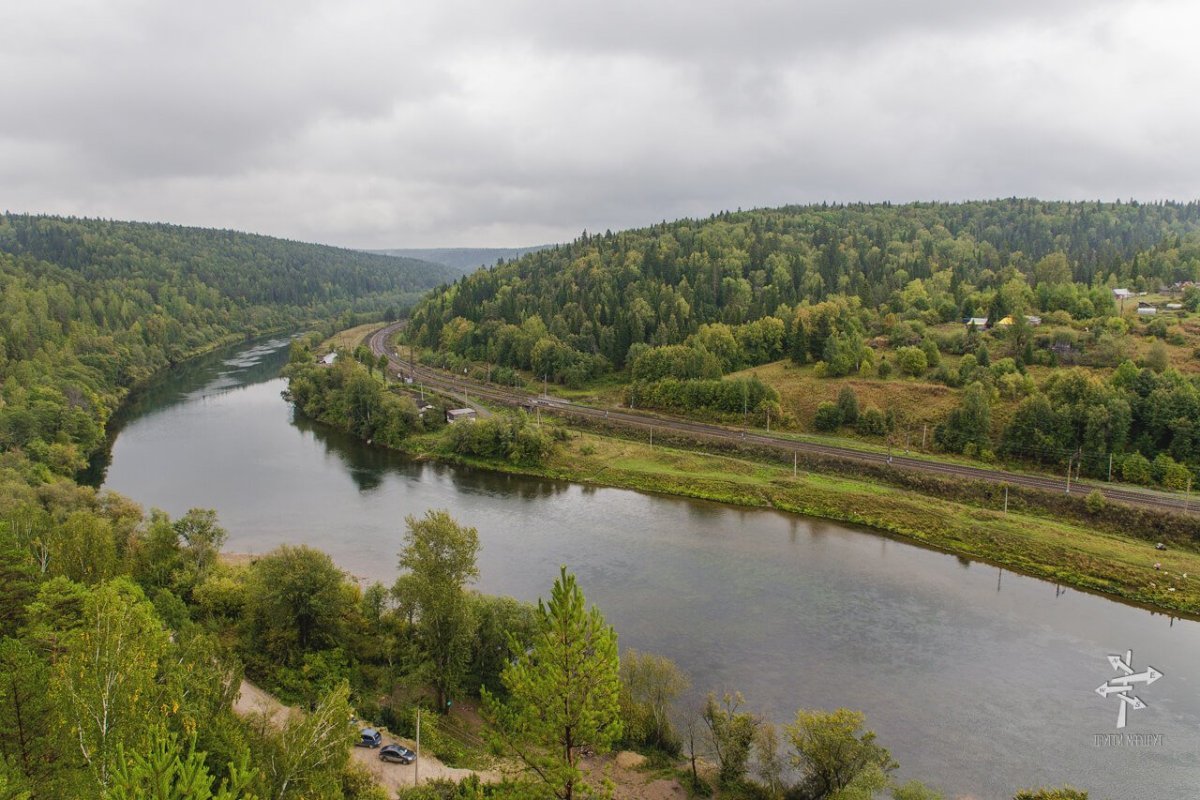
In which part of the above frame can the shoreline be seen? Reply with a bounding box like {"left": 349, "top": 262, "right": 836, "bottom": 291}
{"left": 390, "top": 428, "right": 1200, "bottom": 620}
{"left": 119, "top": 331, "right": 1200, "bottom": 619}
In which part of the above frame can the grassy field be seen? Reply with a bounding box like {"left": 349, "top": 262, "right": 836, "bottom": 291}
{"left": 729, "top": 360, "right": 966, "bottom": 431}
{"left": 406, "top": 427, "right": 1200, "bottom": 618}
{"left": 319, "top": 322, "right": 384, "bottom": 353}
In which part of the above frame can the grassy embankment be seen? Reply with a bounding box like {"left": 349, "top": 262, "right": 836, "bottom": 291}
{"left": 406, "top": 427, "right": 1200, "bottom": 618}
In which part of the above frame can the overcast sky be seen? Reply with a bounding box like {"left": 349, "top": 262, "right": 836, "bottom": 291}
{"left": 2, "top": 1, "right": 1197, "bottom": 248}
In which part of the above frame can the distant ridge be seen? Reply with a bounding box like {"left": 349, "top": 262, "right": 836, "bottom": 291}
{"left": 0, "top": 213, "right": 455, "bottom": 312}
{"left": 374, "top": 246, "right": 553, "bottom": 275}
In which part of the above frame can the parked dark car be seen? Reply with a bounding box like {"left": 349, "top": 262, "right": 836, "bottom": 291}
{"left": 379, "top": 744, "right": 416, "bottom": 764}
{"left": 357, "top": 728, "right": 382, "bottom": 748}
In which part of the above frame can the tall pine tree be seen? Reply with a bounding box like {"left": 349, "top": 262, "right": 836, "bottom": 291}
{"left": 483, "top": 567, "right": 621, "bottom": 800}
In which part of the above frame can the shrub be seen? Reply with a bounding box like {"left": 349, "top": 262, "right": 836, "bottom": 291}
{"left": 855, "top": 407, "right": 887, "bottom": 436}
{"left": 627, "top": 376, "right": 779, "bottom": 415}
{"left": 1085, "top": 490, "right": 1107, "bottom": 514}
{"left": 813, "top": 402, "right": 844, "bottom": 431}
{"left": 1121, "top": 452, "right": 1152, "bottom": 485}
{"left": 444, "top": 413, "right": 554, "bottom": 465}
{"left": 920, "top": 338, "right": 942, "bottom": 368}
{"left": 1154, "top": 453, "right": 1193, "bottom": 490}
{"left": 876, "top": 359, "right": 893, "bottom": 379}
{"left": 836, "top": 386, "right": 859, "bottom": 425}
{"left": 895, "top": 346, "right": 928, "bottom": 377}
{"left": 1142, "top": 340, "right": 1169, "bottom": 374}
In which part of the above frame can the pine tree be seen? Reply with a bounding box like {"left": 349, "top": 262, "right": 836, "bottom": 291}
{"left": 483, "top": 568, "right": 622, "bottom": 800}
{"left": 0, "top": 640, "right": 54, "bottom": 788}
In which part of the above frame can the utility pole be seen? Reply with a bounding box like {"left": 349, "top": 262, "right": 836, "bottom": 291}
{"left": 415, "top": 707, "right": 421, "bottom": 786}
{"left": 766, "top": 407, "right": 770, "bottom": 432}
{"left": 543, "top": 374, "right": 548, "bottom": 398}
{"left": 649, "top": 427, "right": 653, "bottom": 447}
{"left": 793, "top": 450, "right": 798, "bottom": 478}
{"left": 1108, "top": 453, "right": 1114, "bottom": 482}
{"left": 1004, "top": 486, "right": 1009, "bottom": 514}
{"left": 921, "top": 424, "right": 927, "bottom": 450}
{"left": 1187, "top": 477, "right": 1193, "bottom": 513}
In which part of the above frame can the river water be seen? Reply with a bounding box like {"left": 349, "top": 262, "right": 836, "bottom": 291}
{"left": 99, "top": 338, "right": 1200, "bottom": 800}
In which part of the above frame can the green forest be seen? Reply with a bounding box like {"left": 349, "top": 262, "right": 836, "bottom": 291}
{"left": 0, "top": 214, "right": 450, "bottom": 477}
{"left": 407, "top": 200, "right": 1200, "bottom": 486}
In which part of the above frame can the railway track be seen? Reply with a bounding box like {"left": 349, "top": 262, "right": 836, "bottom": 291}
{"left": 368, "top": 322, "right": 1196, "bottom": 516}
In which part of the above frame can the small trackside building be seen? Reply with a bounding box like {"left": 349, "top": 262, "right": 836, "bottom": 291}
{"left": 446, "top": 408, "right": 477, "bottom": 423}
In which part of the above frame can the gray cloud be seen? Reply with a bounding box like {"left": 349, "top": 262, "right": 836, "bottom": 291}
{"left": 1, "top": 0, "right": 1196, "bottom": 247}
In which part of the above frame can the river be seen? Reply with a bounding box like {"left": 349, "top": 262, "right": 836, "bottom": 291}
{"left": 98, "top": 338, "right": 1200, "bottom": 800}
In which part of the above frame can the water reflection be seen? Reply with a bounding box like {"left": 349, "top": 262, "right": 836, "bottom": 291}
{"left": 291, "top": 413, "right": 412, "bottom": 493}
{"left": 86, "top": 335, "right": 294, "bottom": 484}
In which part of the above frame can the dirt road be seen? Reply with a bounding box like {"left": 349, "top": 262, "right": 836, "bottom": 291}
{"left": 232, "top": 680, "right": 501, "bottom": 793}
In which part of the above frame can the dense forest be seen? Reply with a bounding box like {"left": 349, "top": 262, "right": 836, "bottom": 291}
{"left": 408, "top": 200, "right": 1200, "bottom": 485}
{"left": 374, "top": 246, "right": 551, "bottom": 274}
{"left": 0, "top": 214, "right": 451, "bottom": 477}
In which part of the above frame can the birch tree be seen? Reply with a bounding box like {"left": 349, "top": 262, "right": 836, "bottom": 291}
{"left": 51, "top": 579, "right": 169, "bottom": 789}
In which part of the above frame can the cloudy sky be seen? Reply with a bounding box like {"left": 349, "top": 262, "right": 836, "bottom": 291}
{"left": 2, "top": 0, "right": 1197, "bottom": 248}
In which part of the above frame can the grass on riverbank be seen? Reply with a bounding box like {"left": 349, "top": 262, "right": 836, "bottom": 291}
{"left": 405, "top": 427, "right": 1200, "bottom": 618}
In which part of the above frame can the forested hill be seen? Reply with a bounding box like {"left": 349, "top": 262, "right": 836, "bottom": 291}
{"left": 409, "top": 200, "right": 1200, "bottom": 375}
{"left": 1, "top": 214, "right": 451, "bottom": 308}
{"left": 0, "top": 214, "right": 450, "bottom": 477}
{"left": 374, "top": 245, "right": 551, "bottom": 274}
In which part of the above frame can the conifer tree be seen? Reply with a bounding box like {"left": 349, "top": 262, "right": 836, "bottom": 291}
{"left": 483, "top": 567, "right": 621, "bottom": 800}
